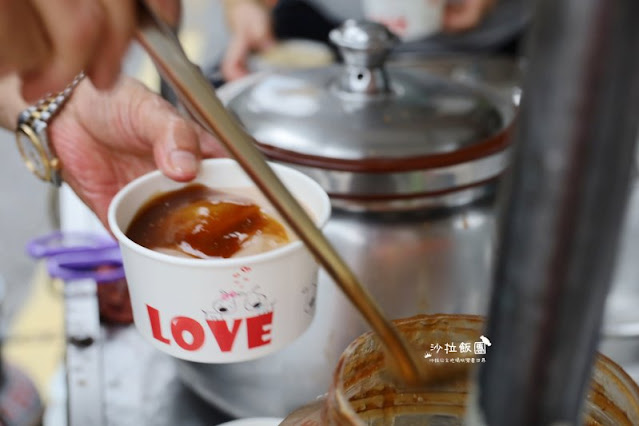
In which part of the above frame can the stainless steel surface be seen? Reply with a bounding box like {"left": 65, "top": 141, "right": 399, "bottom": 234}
{"left": 135, "top": 3, "right": 420, "bottom": 384}
{"left": 175, "top": 52, "right": 521, "bottom": 419}
{"left": 600, "top": 176, "right": 639, "bottom": 380}
{"left": 223, "top": 22, "right": 519, "bottom": 202}
{"left": 223, "top": 78, "right": 513, "bottom": 203}
{"left": 285, "top": 149, "right": 509, "bottom": 204}
{"left": 177, "top": 197, "right": 496, "bottom": 417}
{"left": 65, "top": 278, "right": 104, "bottom": 426}
{"left": 329, "top": 20, "right": 397, "bottom": 96}
{"left": 226, "top": 69, "right": 508, "bottom": 161}
{"left": 225, "top": 21, "right": 514, "bottom": 199}
{"left": 476, "top": 0, "right": 639, "bottom": 424}
{"left": 98, "top": 326, "right": 232, "bottom": 426}
{"left": 603, "top": 178, "right": 639, "bottom": 339}
{"left": 326, "top": 183, "right": 494, "bottom": 212}
{"left": 51, "top": 323, "right": 232, "bottom": 426}
{"left": 387, "top": 54, "right": 523, "bottom": 106}
{"left": 225, "top": 21, "right": 516, "bottom": 203}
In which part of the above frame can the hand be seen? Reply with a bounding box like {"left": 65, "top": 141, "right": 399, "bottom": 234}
{"left": 0, "top": 0, "right": 181, "bottom": 102}
{"left": 443, "top": 0, "right": 497, "bottom": 33}
{"left": 222, "top": 0, "right": 276, "bottom": 81}
{"left": 49, "top": 76, "right": 227, "bottom": 226}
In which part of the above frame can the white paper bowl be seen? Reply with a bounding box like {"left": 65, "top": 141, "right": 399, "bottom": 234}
{"left": 108, "top": 159, "right": 330, "bottom": 363}
{"left": 362, "top": 0, "right": 445, "bottom": 41}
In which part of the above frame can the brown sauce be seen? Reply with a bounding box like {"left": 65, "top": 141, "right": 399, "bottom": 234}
{"left": 126, "top": 184, "right": 290, "bottom": 259}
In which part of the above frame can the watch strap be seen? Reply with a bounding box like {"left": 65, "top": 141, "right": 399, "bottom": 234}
{"left": 16, "top": 72, "right": 85, "bottom": 186}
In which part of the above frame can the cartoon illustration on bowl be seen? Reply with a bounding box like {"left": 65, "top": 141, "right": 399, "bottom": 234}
{"left": 203, "top": 287, "right": 274, "bottom": 320}
{"left": 302, "top": 281, "right": 317, "bottom": 315}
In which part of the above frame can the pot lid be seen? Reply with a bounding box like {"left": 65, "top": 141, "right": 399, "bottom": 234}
{"left": 226, "top": 20, "right": 513, "bottom": 173}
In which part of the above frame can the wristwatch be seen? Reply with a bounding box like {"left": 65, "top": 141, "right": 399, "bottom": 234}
{"left": 15, "top": 73, "right": 85, "bottom": 186}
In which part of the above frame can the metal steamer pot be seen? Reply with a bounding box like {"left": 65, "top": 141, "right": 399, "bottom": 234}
{"left": 176, "top": 21, "right": 518, "bottom": 417}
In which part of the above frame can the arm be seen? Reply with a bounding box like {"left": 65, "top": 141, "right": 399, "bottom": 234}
{"left": 3, "top": 74, "right": 226, "bottom": 226}
{"left": 221, "top": 0, "right": 277, "bottom": 81}
{"left": 0, "top": 0, "right": 180, "bottom": 101}
{"left": 0, "top": 74, "right": 29, "bottom": 131}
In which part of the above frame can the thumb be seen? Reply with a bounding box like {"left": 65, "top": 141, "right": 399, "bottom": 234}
{"left": 222, "top": 36, "right": 251, "bottom": 81}
{"left": 152, "top": 117, "right": 202, "bottom": 182}
{"left": 123, "top": 84, "right": 202, "bottom": 180}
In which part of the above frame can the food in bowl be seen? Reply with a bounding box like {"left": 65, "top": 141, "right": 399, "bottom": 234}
{"left": 126, "top": 184, "right": 294, "bottom": 259}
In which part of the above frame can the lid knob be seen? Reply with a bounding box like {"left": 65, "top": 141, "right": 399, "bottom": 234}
{"left": 329, "top": 20, "right": 399, "bottom": 96}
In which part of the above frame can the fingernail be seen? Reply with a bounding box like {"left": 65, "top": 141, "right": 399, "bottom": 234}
{"left": 169, "top": 150, "right": 198, "bottom": 174}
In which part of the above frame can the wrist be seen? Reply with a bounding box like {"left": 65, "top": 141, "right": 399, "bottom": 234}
{"left": 14, "top": 73, "right": 84, "bottom": 186}
{"left": 0, "top": 74, "right": 29, "bottom": 131}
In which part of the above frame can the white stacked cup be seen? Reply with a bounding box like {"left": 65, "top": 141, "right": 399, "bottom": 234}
{"left": 362, "top": 0, "right": 446, "bottom": 41}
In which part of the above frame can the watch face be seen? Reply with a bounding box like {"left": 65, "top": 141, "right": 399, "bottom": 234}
{"left": 16, "top": 129, "right": 48, "bottom": 180}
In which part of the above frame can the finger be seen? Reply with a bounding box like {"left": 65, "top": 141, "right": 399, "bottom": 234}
{"left": 128, "top": 93, "right": 202, "bottom": 180}
{"left": 222, "top": 36, "right": 250, "bottom": 81}
{"left": 256, "top": 18, "right": 276, "bottom": 49}
{"left": 145, "top": 0, "right": 182, "bottom": 28}
{"left": 86, "top": 0, "right": 136, "bottom": 90}
{"left": 248, "top": 8, "right": 276, "bottom": 52}
{"left": 22, "top": 0, "right": 107, "bottom": 100}
{"left": 443, "top": 0, "right": 486, "bottom": 32}
{"left": 153, "top": 116, "right": 202, "bottom": 181}
{"left": 0, "top": 1, "right": 51, "bottom": 76}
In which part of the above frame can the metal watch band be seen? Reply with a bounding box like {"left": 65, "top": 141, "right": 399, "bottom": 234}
{"left": 19, "top": 72, "right": 85, "bottom": 126}
{"left": 16, "top": 72, "right": 85, "bottom": 186}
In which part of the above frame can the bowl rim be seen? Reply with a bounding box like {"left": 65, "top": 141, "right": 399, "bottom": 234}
{"left": 107, "top": 158, "right": 331, "bottom": 268}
